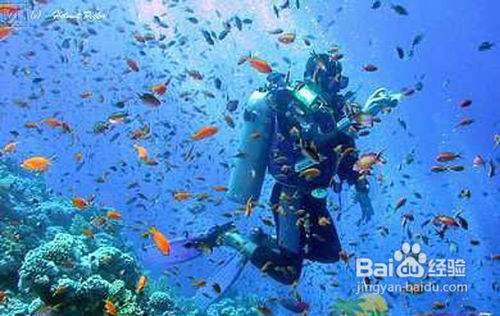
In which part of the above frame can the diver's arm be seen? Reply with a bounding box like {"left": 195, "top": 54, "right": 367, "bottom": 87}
{"left": 336, "top": 88, "right": 403, "bottom": 133}
{"left": 354, "top": 177, "right": 374, "bottom": 223}
{"left": 335, "top": 133, "right": 374, "bottom": 223}
{"left": 362, "top": 88, "right": 402, "bottom": 116}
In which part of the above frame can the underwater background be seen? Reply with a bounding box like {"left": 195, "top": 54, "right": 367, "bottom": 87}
{"left": 0, "top": 0, "right": 499, "bottom": 315}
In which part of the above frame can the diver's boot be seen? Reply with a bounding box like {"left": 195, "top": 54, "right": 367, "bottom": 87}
{"left": 221, "top": 230, "right": 258, "bottom": 258}
{"left": 184, "top": 222, "right": 236, "bottom": 252}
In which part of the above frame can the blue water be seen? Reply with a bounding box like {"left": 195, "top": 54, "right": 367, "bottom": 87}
{"left": 0, "top": 0, "right": 498, "bottom": 315}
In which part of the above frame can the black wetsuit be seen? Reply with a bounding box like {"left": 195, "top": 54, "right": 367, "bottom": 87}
{"left": 248, "top": 82, "right": 361, "bottom": 285}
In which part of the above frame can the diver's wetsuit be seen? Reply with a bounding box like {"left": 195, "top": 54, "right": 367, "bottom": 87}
{"left": 223, "top": 53, "right": 375, "bottom": 285}
{"left": 247, "top": 78, "right": 362, "bottom": 285}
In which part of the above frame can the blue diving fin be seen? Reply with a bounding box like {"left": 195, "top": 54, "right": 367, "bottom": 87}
{"left": 193, "top": 252, "right": 249, "bottom": 310}
{"left": 163, "top": 222, "right": 236, "bottom": 267}
{"left": 162, "top": 237, "right": 204, "bottom": 266}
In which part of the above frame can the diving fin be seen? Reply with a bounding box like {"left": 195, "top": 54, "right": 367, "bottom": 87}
{"left": 162, "top": 237, "right": 204, "bottom": 267}
{"left": 193, "top": 252, "right": 249, "bottom": 310}
{"left": 163, "top": 222, "right": 236, "bottom": 267}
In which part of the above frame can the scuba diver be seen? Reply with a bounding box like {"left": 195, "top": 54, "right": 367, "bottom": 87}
{"left": 163, "top": 52, "right": 402, "bottom": 308}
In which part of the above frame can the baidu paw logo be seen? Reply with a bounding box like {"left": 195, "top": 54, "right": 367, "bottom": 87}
{"left": 394, "top": 242, "right": 427, "bottom": 278}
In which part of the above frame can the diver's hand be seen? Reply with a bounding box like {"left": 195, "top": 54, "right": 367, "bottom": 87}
{"left": 362, "top": 88, "right": 402, "bottom": 116}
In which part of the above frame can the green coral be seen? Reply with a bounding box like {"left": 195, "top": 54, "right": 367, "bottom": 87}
{"left": 86, "top": 246, "right": 140, "bottom": 287}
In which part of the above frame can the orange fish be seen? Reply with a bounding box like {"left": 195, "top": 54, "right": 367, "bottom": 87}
{"left": 277, "top": 32, "right": 296, "bottom": 44}
{"left": 151, "top": 79, "right": 170, "bottom": 95}
{"left": 0, "top": 4, "right": 21, "bottom": 15}
{"left": 133, "top": 144, "right": 149, "bottom": 160}
{"left": 106, "top": 210, "right": 122, "bottom": 220}
{"left": 192, "top": 278, "right": 207, "bottom": 288}
{"left": 0, "top": 26, "right": 13, "bottom": 40}
{"left": 436, "top": 152, "right": 460, "bottom": 162}
{"left": 247, "top": 57, "right": 273, "bottom": 74}
{"left": 72, "top": 197, "right": 90, "bottom": 210}
{"left": 244, "top": 197, "right": 254, "bottom": 217}
{"left": 212, "top": 185, "right": 228, "bottom": 192}
{"left": 74, "top": 152, "right": 84, "bottom": 162}
{"left": 135, "top": 275, "right": 148, "bottom": 294}
{"left": 173, "top": 191, "right": 190, "bottom": 201}
{"left": 149, "top": 227, "right": 170, "bottom": 256}
{"left": 82, "top": 228, "right": 94, "bottom": 239}
{"left": 0, "top": 290, "right": 7, "bottom": 303}
{"left": 1, "top": 142, "right": 17, "bottom": 154}
{"left": 338, "top": 250, "right": 350, "bottom": 264}
{"left": 25, "top": 122, "right": 38, "bottom": 129}
{"left": 43, "top": 117, "right": 63, "bottom": 128}
{"left": 151, "top": 83, "right": 166, "bottom": 95}
{"left": 104, "top": 299, "right": 117, "bottom": 316}
{"left": 298, "top": 167, "right": 321, "bottom": 180}
{"left": 192, "top": 126, "right": 218, "bottom": 140}
{"left": 21, "top": 156, "right": 51, "bottom": 172}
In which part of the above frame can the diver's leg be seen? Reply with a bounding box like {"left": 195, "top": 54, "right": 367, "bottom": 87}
{"left": 221, "top": 183, "right": 304, "bottom": 285}
{"left": 301, "top": 194, "right": 341, "bottom": 262}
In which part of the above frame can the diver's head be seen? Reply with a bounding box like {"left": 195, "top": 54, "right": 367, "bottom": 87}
{"left": 304, "top": 52, "right": 349, "bottom": 95}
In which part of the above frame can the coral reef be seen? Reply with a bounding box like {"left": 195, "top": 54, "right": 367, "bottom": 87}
{"left": 0, "top": 160, "right": 181, "bottom": 315}
{"left": 0, "top": 159, "right": 262, "bottom": 315}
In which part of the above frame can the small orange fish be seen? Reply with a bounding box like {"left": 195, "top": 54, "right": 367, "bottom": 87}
{"left": 21, "top": 156, "right": 51, "bottom": 172}
{"left": 192, "top": 126, "right": 218, "bottom": 140}
{"left": 133, "top": 144, "right": 149, "bottom": 160}
{"left": 192, "top": 278, "right": 207, "bottom": 288}
{"left": 277, "top": 32, "right": 296, "bottom": 44}
{"left": 25, "top": 122, "right": 38, "bottom": 129}
{"left": 149, "top": 227, "right": 170, "bottom": 256}
{"left": 436, "top": 152, "right": 460, "bottom": 162}
{"left": 104, "top": 299, "right": 117, "bottom": 316}
{"left": 174, "top": 191, "right": 190, "bottom": 201}
{"left": 74, "top": 152, "right": 84, "bottom": 162}
{"left": 318, "top": 216, "right": 331, "bottom": 226}
{"left": 1, "top": 142, "right": 17, "bottom": 154}
{"left": 82, "top": 228, "right": 94, "bottom": 239}
{"left": 353, "top": 151, "right": 384, "bottom": 175}
{"left": 247, "top": 57, "right": 273, "bottom": 74}
{"left": 244, "top": 196, "right": 254, "bottom": 217}
{"left": 43, "top": 117, "right": 63, "bottom": 128}
{"left": 0, "top": 26, "right": 13, "bottom": 40}
{"left": 135, "top": 275, "right": 148, "bottom": 294}
{"left": 72, "top": 197, "right": 90, "bottom": 210}
{"left": 432, "top": 215, "right": 459, "bottom": 227}
{"left": 299, "top": 167, "right": 321, "bottom": 180}
{"left": 151, "top": 83, "right": 166, "bottom": 95}
{"left": 0, "top": 290, "right": 7, "bottom": 303}
{"left": 151, "top": 79, "right": 170, "bottom": 95}
{"left": 338, "top": 250, "right": 350, "bottom": 264}
{"left": 212, "top": 185, "right": 228, "bottom": 192}
{"left": 0, "top": 4, "right": 21, "bottom": 15}
{"left": 106, "top": 210, "right": 122, "bottom": 220}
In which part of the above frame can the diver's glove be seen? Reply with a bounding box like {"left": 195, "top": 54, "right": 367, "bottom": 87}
{"left": 362, "top": 88, "right": 402, "bottom": 116}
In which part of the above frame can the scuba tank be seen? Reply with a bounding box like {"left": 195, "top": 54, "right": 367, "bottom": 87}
{"left": 227, "top": 90, "right": 275, "bottom": 204}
